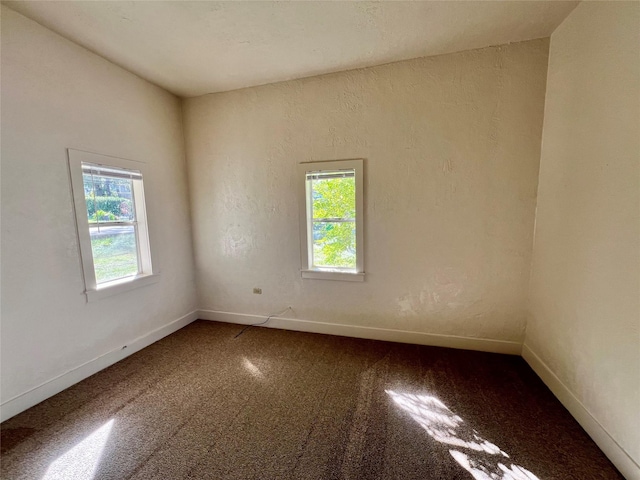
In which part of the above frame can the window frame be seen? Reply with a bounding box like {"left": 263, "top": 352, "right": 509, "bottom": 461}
{"left": 68, "top": 149, "right": 158, "bottom": 301}
{"left": 298, "top": 159, "right": 365, "bottom": 282}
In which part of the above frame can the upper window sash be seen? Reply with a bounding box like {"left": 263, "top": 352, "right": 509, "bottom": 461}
{"left": 306, "top": 171, "right": 355, "bottom": 180}
{"left": 82, "top": 163, "right": 143, "bottom": 180}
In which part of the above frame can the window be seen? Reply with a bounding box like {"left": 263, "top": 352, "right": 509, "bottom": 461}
{"left": 298, "top": 159, "right": 364, "bottom": 281}
{"left": 68, "top": 149, "right": 157, "bottom": 301}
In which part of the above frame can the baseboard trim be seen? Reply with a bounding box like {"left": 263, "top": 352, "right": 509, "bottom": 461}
{"left": 0, "top": 310, "right": 199, "bottom": 423}
{"left": 3, "top": 308, "right": 636, "bottom": 478}
{"left": 522, "top": 344, "right": 639, "bottom": 480}
{"left": 198, "top": 309, "right": 522, "bottom": 355}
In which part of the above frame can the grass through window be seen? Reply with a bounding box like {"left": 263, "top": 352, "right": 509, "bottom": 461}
{"left": 90, "top": 230, "right": 138, "bottom": 283}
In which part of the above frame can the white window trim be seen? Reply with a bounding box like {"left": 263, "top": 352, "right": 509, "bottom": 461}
{"left": 68, "top": 149, "right": 158, "bottom": 301}
{"left": 298, "top": 159, "right": 365, "bottom": 282}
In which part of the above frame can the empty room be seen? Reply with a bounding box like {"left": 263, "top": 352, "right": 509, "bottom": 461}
{"left": 1, "top": 1, "right": 638, "bottom": 479}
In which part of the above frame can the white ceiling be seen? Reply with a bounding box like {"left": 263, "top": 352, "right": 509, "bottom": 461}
{"left": 4, "top": 1, "right": 578, "bottom": 98}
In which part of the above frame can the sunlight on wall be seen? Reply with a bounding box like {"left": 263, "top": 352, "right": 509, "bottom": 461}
{"left": 42, "top": 419, "right": 114, "bottom": 480}
{"left": 386, "top": 390, "right": 539, "bottom": 480}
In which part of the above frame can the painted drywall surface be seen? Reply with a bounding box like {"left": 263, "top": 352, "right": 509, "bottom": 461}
{"left": 0, "top": 7, "right": 197, "bottom": 404}
{"left": 4, "top": 1, "right": 576, "bottom": 97}
{"left": 184, "top": 39, "right": 549, "bottom": 342}
{"left": 526, "top": 1, "right": 640, "bottom": 468}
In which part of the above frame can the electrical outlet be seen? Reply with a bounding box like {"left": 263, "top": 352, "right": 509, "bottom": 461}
{"left": 253, "top": 287, "right": 262, "bottom": 294}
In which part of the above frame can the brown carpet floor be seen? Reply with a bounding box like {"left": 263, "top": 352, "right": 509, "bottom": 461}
{"left": 1, "top": 320, "right": 623, "bottom": 479}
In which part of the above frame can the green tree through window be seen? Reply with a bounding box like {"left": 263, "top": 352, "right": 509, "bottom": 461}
{"left": 299, "top": 159, "right": 364, "bottom": 281}
{"left": 309, "top": 172, "right": 356, "bottom": 269}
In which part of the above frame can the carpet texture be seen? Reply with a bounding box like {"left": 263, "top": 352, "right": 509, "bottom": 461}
{"left": 1, "top": 320, "right": 623, "bottom": 479}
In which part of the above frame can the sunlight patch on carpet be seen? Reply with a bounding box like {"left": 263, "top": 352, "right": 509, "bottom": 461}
{"left": 386, "top": 390, "right": 539, "bottom": 480}
{"left": 42, "top": 419, "right": 114, "bottom": 480}
{"left": 242, "top": 357, "right": 265, "bottom": 379}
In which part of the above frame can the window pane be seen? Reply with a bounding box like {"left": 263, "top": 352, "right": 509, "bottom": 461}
{"left": 311, "top": 174, "right": 355, "bottom": 220}
{"left": 90, "top": 225, "right": 139, "bottom": 283}
{"left": 82, "top": 172, "right": 136, "bottom": 223}
{"left": 312, "top": 221, "right": 356, "bottom": 269}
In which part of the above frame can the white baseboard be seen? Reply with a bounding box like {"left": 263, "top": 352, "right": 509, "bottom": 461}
{"left": 3, "top": 307, "right": 635, "bottom": 479}
{"left": 522, "top": 344, "right": 640, "bottom": 480}
{"left": 0, "top": 310, "right": 199, "bottom": 423}
{"left": 198, "top": 309, "right": 522, "bottom": 355}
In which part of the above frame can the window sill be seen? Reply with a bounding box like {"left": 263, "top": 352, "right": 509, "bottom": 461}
{"left": 301, "top": 270, "right": 365, "bottom": 282}
{"left": 85, "top": 273, "right": 159, "bottom": 302}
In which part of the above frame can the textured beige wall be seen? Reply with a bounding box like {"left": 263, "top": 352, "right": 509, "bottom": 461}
{"left": 184, "top": 39, "right": 549, "bottom": 342}
{"left": 1, "top": 7, "right": 197, "bottom": 403}
{"left": 526, "top": 1, "right": 640, "bottom": 473}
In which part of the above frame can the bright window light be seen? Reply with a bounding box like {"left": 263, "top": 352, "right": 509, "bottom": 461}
{"left": 68, "top": 150, "right": 156, "bottom": 301}
{"left": 307, "top": 170, "right": 356, "bottom": 269}
{"left": 298, "top": 159, "right": 364, "bottom": 281}
{"left": 82, "top": 165, "right": 142, "bottom": 284}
